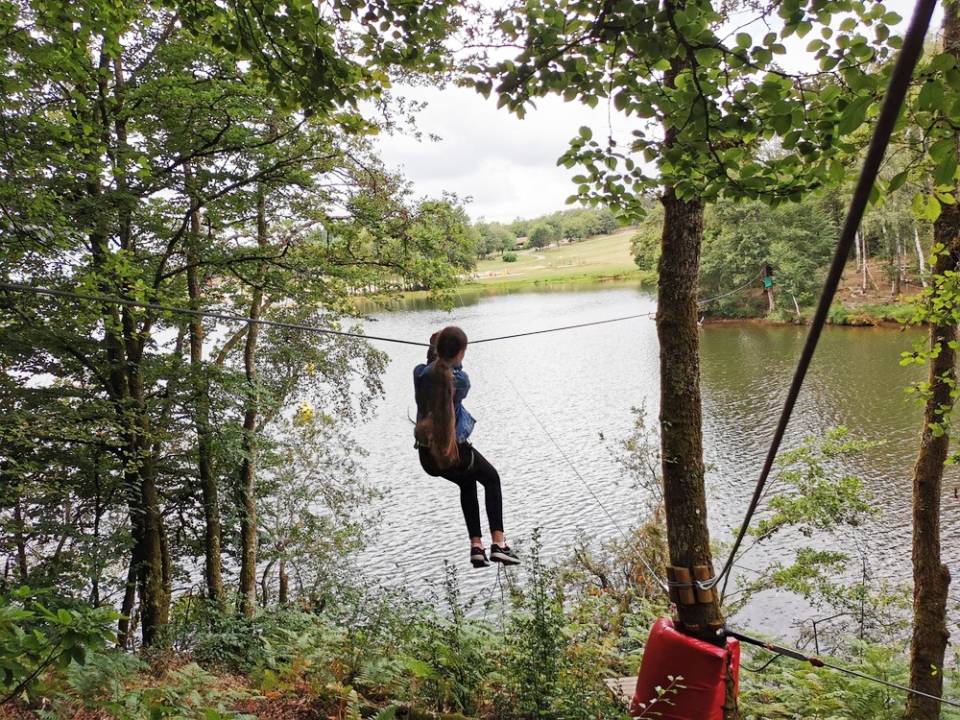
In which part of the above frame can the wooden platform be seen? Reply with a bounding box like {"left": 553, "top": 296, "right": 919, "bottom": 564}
{"left": 605, "top": 676, "right": 636, "bottom": 706}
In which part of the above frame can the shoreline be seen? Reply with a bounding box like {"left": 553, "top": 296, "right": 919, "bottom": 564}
{"left": 370, "top": 270, "right": 918, "bottom": 331}
{"left": 465, "top": 275, "right": 916, "bottom": 330}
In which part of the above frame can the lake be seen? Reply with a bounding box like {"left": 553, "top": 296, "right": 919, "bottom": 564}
{"left": 352, "top": 285, "right": 959, "bottom": 637}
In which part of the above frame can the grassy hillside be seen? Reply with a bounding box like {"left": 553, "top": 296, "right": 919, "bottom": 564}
{"left": 470, "top": 228, "right": 645, "bottom": 289}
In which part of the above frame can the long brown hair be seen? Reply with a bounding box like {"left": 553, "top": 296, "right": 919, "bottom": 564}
{"left": 415, "top": 326, "right": 468, "bottom": 468}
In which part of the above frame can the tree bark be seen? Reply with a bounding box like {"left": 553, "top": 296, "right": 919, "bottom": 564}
{"left": 905, "top": 10, "right": 959, "bottom": 713}
{"left": 117, "top": 551, "right": 138, "bottom": 649}
{"left": 237, "top": 188, "right": 266, "bottom": 617}
{"left": 185, "top": 164, "right": 224, "bottom": 606}
{"left": 860, "top": 231, "right": 869, "bottom": 292}
{"left": 278, "top": 555, "right": 289, "bottom": 605}
{"left": 657, "top": 188, "right": 726, "bottom": 642}
{"left": 894, "top": 235, "right": 903, "bottom": 297}
{"left": 915, "top": 224, "right": 928, "bottom": 287}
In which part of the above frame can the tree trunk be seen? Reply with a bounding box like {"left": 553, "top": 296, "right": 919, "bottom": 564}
{"left": 904, "top": 10, "right": 959, "bottom": 713}
{"left": 260, "top": 558, "right": 276, "bottom": 608}
{"left": 90, "top": 462, "right": 103, "bottom": 606}
{"left": 12, "top": 493, "right": 28, "bottom": 583}
{"left": 185, "top": 164, "right": 224, "bottom": 606}
{"left": 117, "top": 552, "right": 138, "bottom": 649}
{"left": 860, "top": 231, "right": 869, "bottom": 293}
{"left": 915, "top": 223, "right": 928, "bottom": 287}
{"left": 134, "top": 423, "right": 168, "bottom": 646}
{"left": 904, "top": 219, "right": 956, "bottom": 719}
{"left": 88, "top": 47, "right": 168, "bottom": 647}
{"left": 657, "top": 188, "right": 726, "bottom": 642}
{"left": 278, "top": 556, "right": 289, "bottom": 605}
{"left": 237, "top": 188, "right": 266, "bottom": 617}
{"left": 894, "top": 235, "right": 903, "bottom": 297}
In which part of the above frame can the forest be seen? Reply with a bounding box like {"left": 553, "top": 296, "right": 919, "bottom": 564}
{"left": 1, "top": 0, "right": 959, "bottom": 719}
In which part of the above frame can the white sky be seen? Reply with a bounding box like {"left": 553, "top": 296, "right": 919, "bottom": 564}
{"left": 374, "top": 0, "right": 933, "bottom": 224}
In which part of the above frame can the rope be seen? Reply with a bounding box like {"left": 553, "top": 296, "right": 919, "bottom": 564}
{"left": 495, "top": 367, "right": 671, "bottom": 596}
{"left": 698, "top": 272, "right": 763, "bottom": 305}
{"left": 0, "top": 272, "right": 760, "bottom": 351}
{"left": 728, "top": 627, "right": 960, "bottom": 709}
{"left": 471, "top": 312, "right": 654, "bottom": 344}
{"left": 0, "top": 282, "right": 430, "bottom": 347}
{"left": 700, "top": 0, "right": 937, "bottom": 595}
{"left": 470, "top": 272, "right": 761, "bottom": 344}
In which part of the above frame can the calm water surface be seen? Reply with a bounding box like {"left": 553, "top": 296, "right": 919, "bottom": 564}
{"left": 353, "top": 286, "right": 960, "bottom": 634}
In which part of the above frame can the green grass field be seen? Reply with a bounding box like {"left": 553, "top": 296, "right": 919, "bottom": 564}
{"left": 470, "top": 227, "right": 644, "bottom": 290}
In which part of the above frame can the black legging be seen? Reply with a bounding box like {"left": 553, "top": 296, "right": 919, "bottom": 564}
{"left": 419, "top": 443, "right": 504, "bottom": 539}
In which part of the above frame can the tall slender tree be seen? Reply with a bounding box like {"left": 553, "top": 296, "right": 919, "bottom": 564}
{"left": 901, "top": 6, "right": 960, "bottom": 717}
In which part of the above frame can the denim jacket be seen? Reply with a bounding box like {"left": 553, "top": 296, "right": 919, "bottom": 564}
{"left": 413, "top": 362, "right": 477, "bottom": 443}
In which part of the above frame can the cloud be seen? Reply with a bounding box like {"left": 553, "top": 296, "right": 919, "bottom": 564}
{"left": 376, "top": 86, "right": 613, "bottom": 222}
{"left": 375, "top": 0, "right": 927, "bottom": 224}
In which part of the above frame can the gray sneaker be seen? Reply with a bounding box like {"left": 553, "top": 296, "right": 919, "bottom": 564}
{"left": 490, "top": 544, "right": 520, "bottom": 566}
{"left": 470, "top": 546, "right": 490, "bottom": 568}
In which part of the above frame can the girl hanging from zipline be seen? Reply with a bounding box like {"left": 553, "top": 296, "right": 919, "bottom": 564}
{"left": 414, "top": 326, "right": 520, "bottom": 569}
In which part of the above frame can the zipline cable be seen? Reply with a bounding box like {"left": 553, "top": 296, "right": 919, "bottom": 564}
{"left": 727, "top": 627, "right": 960, "bottom": 709}
{"left": 0, "top": 282, "right": 431, "bottom": 347}
{"left": 471, "top": 272, "right": 761, "bottom": 344}
{"left": 0, "top": 268, "right": 760, "bottom": 350}
{"left": 699, "top": 0, "right": 937, "bottom": 595}
{"left": 471, "top": 312, "right": 655, "bottom": 344}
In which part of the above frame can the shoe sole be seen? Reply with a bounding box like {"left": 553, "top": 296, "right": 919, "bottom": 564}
{"left": 471, "top": 559, "right": 490, "bottom": 568}
{"left": 490, "top": 552, "right": 520, "bottom": 565}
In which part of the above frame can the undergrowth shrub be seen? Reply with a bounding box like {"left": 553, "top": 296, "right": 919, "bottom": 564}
{"left": 740, "top": 642, "right": 915, "bottom": 719}
{"left": 0, "top": 586, "right": 118, "bottom": 706}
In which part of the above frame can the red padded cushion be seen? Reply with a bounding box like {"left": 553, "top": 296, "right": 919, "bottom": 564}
{"left": 630, "top": 617, "right": 740, "bottom": 719}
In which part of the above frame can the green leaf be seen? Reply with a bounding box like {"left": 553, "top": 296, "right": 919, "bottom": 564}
{"left": 930, "top": 138, "right": 955, "bottom": 163}
{"left": 888, "top": 170, "right": 909, "bottom": 193}
{"left": 934, "top": 153, "right": 958, "bottom": 185}
{"left": 930, "top": 53, "right": 956, "bottom": 73}
{"left": 913, "top": 193, "right": 942, "bottom": 222}
{"left": 918, "top": 80, "right": 943, "bottom": 111}
{"left": 736, "top": 32, "right": 752, "bottom": 48}
{"left": 838, "top": 96, "right": 871, "bottom": 135}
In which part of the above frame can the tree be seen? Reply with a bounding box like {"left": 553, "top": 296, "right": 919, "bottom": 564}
{"left": 700, "top": 196, "right": 838, "bottom": 311}
{"left": 897, "top": 8, "right": 960, "bottom": 718}
{"left": 529, "top": 223, "right": 553, "bottom": 249}
{"left": 479, "top": 0, "right": 899, "bottom": 680}
{"left": 0, "top": 0, "right": 468, "bottom": 646}
{"left": 561, "top": 212, "right": 592, "bottom": 241}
